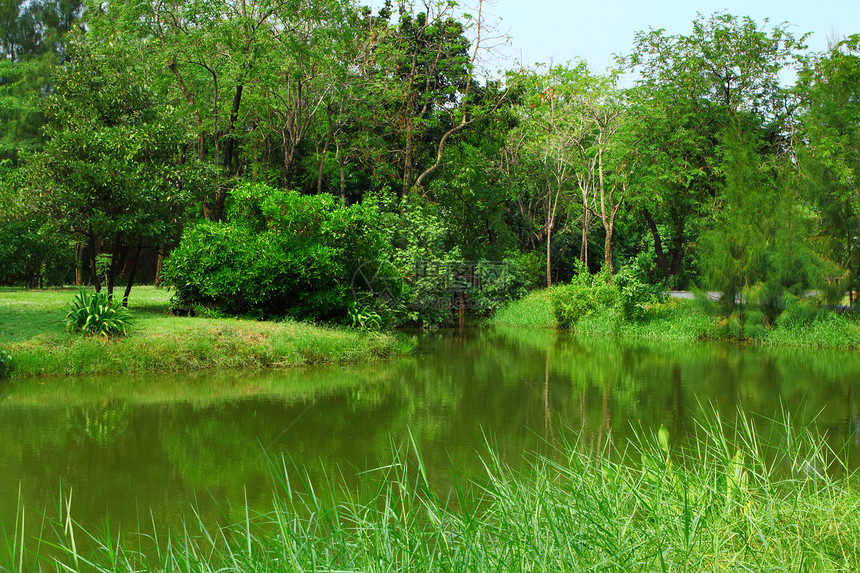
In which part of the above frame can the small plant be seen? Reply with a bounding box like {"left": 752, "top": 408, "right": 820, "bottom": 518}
{"left": 65, "top": 289, "right": 134, "bottom": 337}
{"left": 348, "top": 301, "right": 382, "bottom": 330}
{"left": 0, "top": 347, "right": 12, "bottom": 378}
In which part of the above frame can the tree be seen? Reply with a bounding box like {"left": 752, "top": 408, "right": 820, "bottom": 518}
{"left": 0, "top": 0, "right": 83, "bottom": 168}
{"left": 619, "top": 13, "right": 808, "bottom": 284}
{"left": 27, "top": 34, "right": 191, "bottom": 303}
{"left": 92, "top": 0, "right": 359, "bottom": 220}
{"left": 800, "top": 35, "right": 860, "bottom": 310}
{"left": 505, "top": 62, "right": 627, "bottom": 284}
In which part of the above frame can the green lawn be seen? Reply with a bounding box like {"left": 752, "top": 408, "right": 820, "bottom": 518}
{"left": 492, "top": 287, "right": 860, "bottom": 349}
{"left": 0, "top": 286, "right": 411, "bottom": 377}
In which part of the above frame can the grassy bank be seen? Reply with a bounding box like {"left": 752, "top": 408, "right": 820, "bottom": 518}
{"left": 3, "top": 411, "right": 858, "bottom": 572}
{"left": 492, "top": 288, "right": 860, "bottom": 349}
{"left": 0, "top": 287, "right": 411, "bottom": 378}
{"left": 491, "top": 288, "right": 556, "bottom": 328}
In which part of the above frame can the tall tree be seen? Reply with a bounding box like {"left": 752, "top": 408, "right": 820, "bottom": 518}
{"left": 619, "top": 13, "right": 807, "bottom": 284}
{"left": 800, "top": 35, "right": 860, "bottom": 310}
{"left": 506, "top": 62, "right": 627, "bottom": 283}
{"left": 27, "top": 34, "right": 192, "bottom": 302}
{"left": 0, "top": 0, "right": 83, "bottom": 168}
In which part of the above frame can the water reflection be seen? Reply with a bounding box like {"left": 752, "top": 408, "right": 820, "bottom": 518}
{"left": 1, "top": 329, "right": 859, "bottom": 548}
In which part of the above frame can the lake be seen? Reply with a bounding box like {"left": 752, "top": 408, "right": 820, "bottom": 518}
{"left": 1, "top": 327, "right": 859, "bottom": 552}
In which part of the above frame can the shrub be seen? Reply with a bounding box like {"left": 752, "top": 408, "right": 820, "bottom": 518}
{"left": 164, "top": 185, "right": 394, "bottom": 323}
{"left": 469, "top": 258, "right": 532, "bottom": 316}
{"left": 551, "top": 265, "right": 620, "bottom": 328}
{"left": 615, "top": 260, "right": 667, "bottom": 320}
{"left": 775, "top": 293, "right": 825, "bottom": 327}
{"left": 0, "top": 216, "right": 75, "bottom": 287}
{"left": 65, "top": 289, "right": 134, "bottom": 337}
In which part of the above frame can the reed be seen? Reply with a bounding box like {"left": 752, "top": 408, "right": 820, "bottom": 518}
{"left": 3, "top": 409, "right": 858, "bottom": 572}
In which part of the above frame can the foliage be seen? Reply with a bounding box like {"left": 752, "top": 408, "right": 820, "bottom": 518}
{"left": 551, "top": 265, "right": 619, "bottom": 328}
{"left": 347, "top": 302, "right": 383, "bottom": 331}
{"left": 0, "top": 213, "right": 74, "bottom": 287}
{"left": 615, "top": 259, "right": 667, "bottom": 320}
{"left": 491, "top": 289, "right": 556, "bottom": 328}
{"left": 0, "top": 347, "right": 11, "bottom": 378}
{"left": 65, "top": 289, "right": 134, "bottom": 337}
{"left": 22, "top": 30, "right": 193, "bottom": 299}
{"left": 619, "top": 13, "right": 808, "bottom": 284}
{"left": 480, "top": 260, "right": 528, "bottom": 313}
{"left": 3, "top": 6, "right": 860, "bottom": 328}
{"left": 799, "top": 35, "right": 860, "bottom": 307}
{"left": 164, "top": 185, "right": 393, "bottom": 323}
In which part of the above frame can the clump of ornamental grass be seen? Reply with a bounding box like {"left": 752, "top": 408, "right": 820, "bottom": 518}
{"left": 5, "top": 409, "right": 858, "bottom": 572}
{"left": 65, "top": 289, "right": 134, "bottom": 338}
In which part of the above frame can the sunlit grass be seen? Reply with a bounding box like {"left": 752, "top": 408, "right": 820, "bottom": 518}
{"left": 490, "top": 289, "right": 556, "bottom": 328}
{"left": 492, "top": 288, "right": 860, "bottom": 349}
{"left": 0, "top": 287, "right": 412, "bottom": 377}
{"left": 2, "top": 409, "right": 858, "bottom": 572}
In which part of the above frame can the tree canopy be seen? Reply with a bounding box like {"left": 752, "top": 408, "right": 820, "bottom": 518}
{"left": 1, "top": 3, "right": 858, "bottom": 325}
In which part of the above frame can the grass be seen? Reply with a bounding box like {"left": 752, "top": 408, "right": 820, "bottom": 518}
{"left": 0, "top": 287, "right": 412, "bottom": 378}
{"left": 492, "top": 288, "right": 860, "bottom": 349}
{"left": 490, "top": 289, "right": 556, "bottom": 328}
{"left": 2, "top": 409, "right": 858, "bottom": 572}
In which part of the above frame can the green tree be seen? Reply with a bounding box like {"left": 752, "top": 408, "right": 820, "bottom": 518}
{"left": 0, "top": 0, "right": 83, "bottom": 168}
{"left": 505, "top": 62, "right": 627, "bottom": 283}
{"left": 619, "top": 13, "right": 808, "bottom": 284}
{"left": 800, "top": 35, "right": 860, "bottom": 310}
{"left": 27, "top": 34, "right": 191, "bottom": 303}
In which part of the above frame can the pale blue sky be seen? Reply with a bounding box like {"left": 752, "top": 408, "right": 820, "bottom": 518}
{"left": 481, "top": 0, "right": 859, "bottom": 73}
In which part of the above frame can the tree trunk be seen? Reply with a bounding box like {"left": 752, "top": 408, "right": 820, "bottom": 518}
{"left": 106, "top": 233, "right": 124, "bottom": 299}
{"left": 338, "top": 146, "right": 346, "bottom": 205}
{"left": 546, "top": 222, "right": 553, "bottom": 287}
{"left": 88, "top": 227, "right": 101, "bottom": 292}
{"left": 643, "top": 208, "right": 671, "bottom": 278}
{"left": 154, "top": 246, "right": 165, "bottom": 288}
{"left": 75, "top": 242, "right": 85, "bottom": 286}
{"left": 122, "top": 240, "right": 143, "bottom": 308}
{"left": 670, "top": 231, "right": 685, "bottom": 277}
{"left": 580, "top": 209, "right": 590, "bottom": 265}
{"left": 402, "top": 118, "right": 413, "bottom": 198}
{"left": 603, "top": 226, "right": 614, "bottom": 273}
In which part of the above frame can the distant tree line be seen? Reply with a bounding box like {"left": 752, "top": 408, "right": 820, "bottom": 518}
{"left": 1, "top": 0, "right": 858, "bottom": 324}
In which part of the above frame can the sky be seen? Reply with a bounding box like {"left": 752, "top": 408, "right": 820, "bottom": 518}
{"left": 477, "top": 0, "right": 860, "bottom": 75}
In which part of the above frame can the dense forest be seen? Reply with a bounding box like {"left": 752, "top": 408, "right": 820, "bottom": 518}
{"left": 1, "top": 0, "right": 859, "bottom": 326}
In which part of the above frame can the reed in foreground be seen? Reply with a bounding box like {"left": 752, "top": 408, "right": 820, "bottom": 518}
{"left": 3, "top": 410, "right": 858, "bottom": 572}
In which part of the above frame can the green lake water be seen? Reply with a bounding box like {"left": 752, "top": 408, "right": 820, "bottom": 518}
{"left": 2, "top": 327, "right": 859, "bottom": 551}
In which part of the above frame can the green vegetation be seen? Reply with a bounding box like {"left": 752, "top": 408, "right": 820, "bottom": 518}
{"left": 490, "top": 289, "right": 556, "bottom": 328}
{"left": 1, "top": 5, "right": 859, "bottom": 329}
{"left": 2, "top": 411, "right": 858, "bottom": 572}
{"left": 163, "top": 184, "right": 393, "bottom": 323}
{"left": 0, "top": 287, "right": 410, "bottom": 378}
{"left": 64, "top": 289, "right": 134, "bottom": 337}
{"left": 493, "top": 276, "right": 860, "bottom": 348}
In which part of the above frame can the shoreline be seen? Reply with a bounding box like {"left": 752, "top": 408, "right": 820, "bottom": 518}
{"left": 0, "top": 286, "right": 412, "bottom": 378}
{"left": 491, "top": 289, "right": 860, "bottom": 350}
